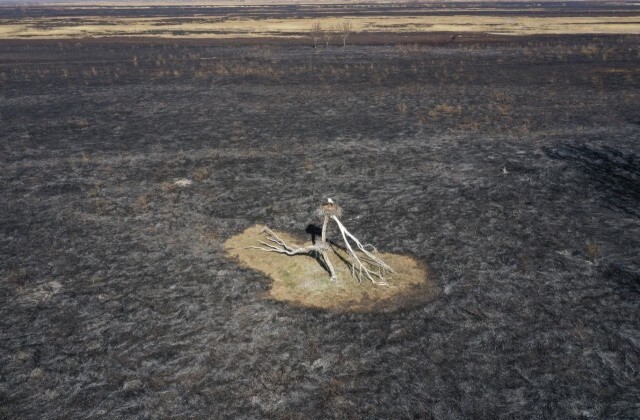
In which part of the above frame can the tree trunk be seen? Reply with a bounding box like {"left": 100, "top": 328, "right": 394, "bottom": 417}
{"left": 321, "top": 215, "right": 329, "bottom": 243}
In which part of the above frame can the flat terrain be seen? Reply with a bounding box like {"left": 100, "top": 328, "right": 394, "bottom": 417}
{"left": 1, "top": 1, "right": 639, "bottom": 38}
{"left": 1, "top": 9, "right": 640, "bottom": 419}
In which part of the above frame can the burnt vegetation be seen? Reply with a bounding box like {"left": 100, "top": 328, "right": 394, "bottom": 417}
{"left": 1, "top": 30, "right": 640, "bottom": 418}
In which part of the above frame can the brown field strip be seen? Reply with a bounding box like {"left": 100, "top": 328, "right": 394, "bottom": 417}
{"left": 1, "top": 14, "right": 639, "bottom": 39}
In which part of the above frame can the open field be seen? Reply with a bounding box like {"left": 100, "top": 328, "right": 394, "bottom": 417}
{"left": 1, "top": 31, "right": 639, "bottom": 418}
{"left": 1, "top": 1, "right": 639, "bottom": 38}
{"left": 1, "top": 1, "right": 640, "bottom": 417}
{"left": 2, "top": 15, "right": 640, "bottom": 38}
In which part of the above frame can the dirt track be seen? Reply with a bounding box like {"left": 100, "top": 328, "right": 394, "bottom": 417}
{"left": 1, "top": 34, "right": 639, "bottom": 418}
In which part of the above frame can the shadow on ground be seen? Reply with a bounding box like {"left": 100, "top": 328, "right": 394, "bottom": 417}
{"left": 546, "top": 143, "right": 640, "bottom": 218}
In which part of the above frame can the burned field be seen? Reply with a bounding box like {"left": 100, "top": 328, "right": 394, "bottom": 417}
{"left": 1, "top": 34, "right": 640, "bottom": 418}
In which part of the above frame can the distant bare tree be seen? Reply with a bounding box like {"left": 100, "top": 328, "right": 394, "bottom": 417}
{"left": 338, "top": 21, "right": 353, "bottom": 47}
{"left": 310, "top": 21, "right": 322, "bottom": 48}
{"left": 323, "top": 25, "right": 333, "bottom": 47}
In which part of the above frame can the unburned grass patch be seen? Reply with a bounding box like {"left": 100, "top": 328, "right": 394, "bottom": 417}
{"left": 2, "top": 14, "right": 640, "bottom": 39}
{"left": 224, "top": 225, "right": 437, "bottom": 313}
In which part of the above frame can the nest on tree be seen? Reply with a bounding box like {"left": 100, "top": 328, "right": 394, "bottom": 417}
{"left": 316, "top": 201, "right": 343, "bottom": 218}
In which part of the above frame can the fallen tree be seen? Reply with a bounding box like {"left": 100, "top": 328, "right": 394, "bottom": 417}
{"left": 250, "top": 199, "right": 394, "bottom": 285}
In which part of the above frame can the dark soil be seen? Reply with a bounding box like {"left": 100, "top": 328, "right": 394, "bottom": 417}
{"left": 1, "top": 34, "right": 639, "bottom": 418}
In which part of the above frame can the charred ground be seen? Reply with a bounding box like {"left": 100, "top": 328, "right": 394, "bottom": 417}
{"left": 1, "top": 34, "right": 640, "bottom": 418}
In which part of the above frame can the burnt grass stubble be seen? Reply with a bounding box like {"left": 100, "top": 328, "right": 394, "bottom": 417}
{"left": 1, "top": 35, "right": 639, "bottom": 418}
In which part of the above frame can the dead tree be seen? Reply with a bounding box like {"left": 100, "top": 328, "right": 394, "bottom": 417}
{"left": 322, "top": 25, "right": 333, "bottom": 47}
{"left": 338, "top": 21, "right": 353, "bottom": 47}
{"left": 250, "top": 199, "right": 393, "bottom": 285}
{"left": 310, "top": 21, "right": 323, "bottom": 48}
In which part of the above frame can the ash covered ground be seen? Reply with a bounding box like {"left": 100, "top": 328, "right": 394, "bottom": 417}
{"left": 1, "top": 35, "right": 640, "bottom": 418}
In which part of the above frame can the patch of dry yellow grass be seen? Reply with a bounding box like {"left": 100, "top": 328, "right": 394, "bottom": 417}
{"left": 0, "top": 15, "right": 638, "bottom": 39}
{"left": 224, "top": 225, "right": 437, "bottom": 313}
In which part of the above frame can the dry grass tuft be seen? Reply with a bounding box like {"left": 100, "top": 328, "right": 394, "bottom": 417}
{"left": 580, "top": 44, "right": 601, "bottom": 57}
{"left": 191, "top": 166, "right": 211, "bottom": 182}
{"left": 301, "top": 158, "right": 315, "bottom": 172}
{"left": 91, "top": 198, "right": 115, "bottom": 216}
{"left": 6, "top": 268, "right": 29, "bottom": 286}
{"left": 132, "top": 193, "right": 151, "bottom": 214}
{"left": 585, "top": 240, "right": 599, "bottom": 262}
{"left": 224, "top": 225, "right": 437, "bottom": 313}
{"left": 428, "top": 103, "right": 461, "bottom": 118}
{"left": 396, "top": 102, "right": 408, "bottom": 115}
{"left": 198, "top": 225, "right": 217, "bottom": 246}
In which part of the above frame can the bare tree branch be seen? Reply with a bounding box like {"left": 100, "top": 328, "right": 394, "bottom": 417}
{"left": 331, "top": 216, "right": 393, "bottom": 272}
{"left": 252, "top": 200, "right": 392, "bottom": 285}
{"left": 323, "top": 25, "right": 333, "bottom": 47}
{"left": 310, "top": 21, "right": 322, "bottom": 48}
{"left": 331, "top": 215, "right": 393, "bottom": 285}
{"left": 248, "top": 227, "right": 315, "bottom": 255}
{"left": 338, "top": 21, "right": 353, "bottom": 47}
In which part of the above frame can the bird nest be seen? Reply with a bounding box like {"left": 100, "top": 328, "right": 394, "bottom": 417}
{"left": 224, "top": 225, "right": 438, "bottom": 313}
